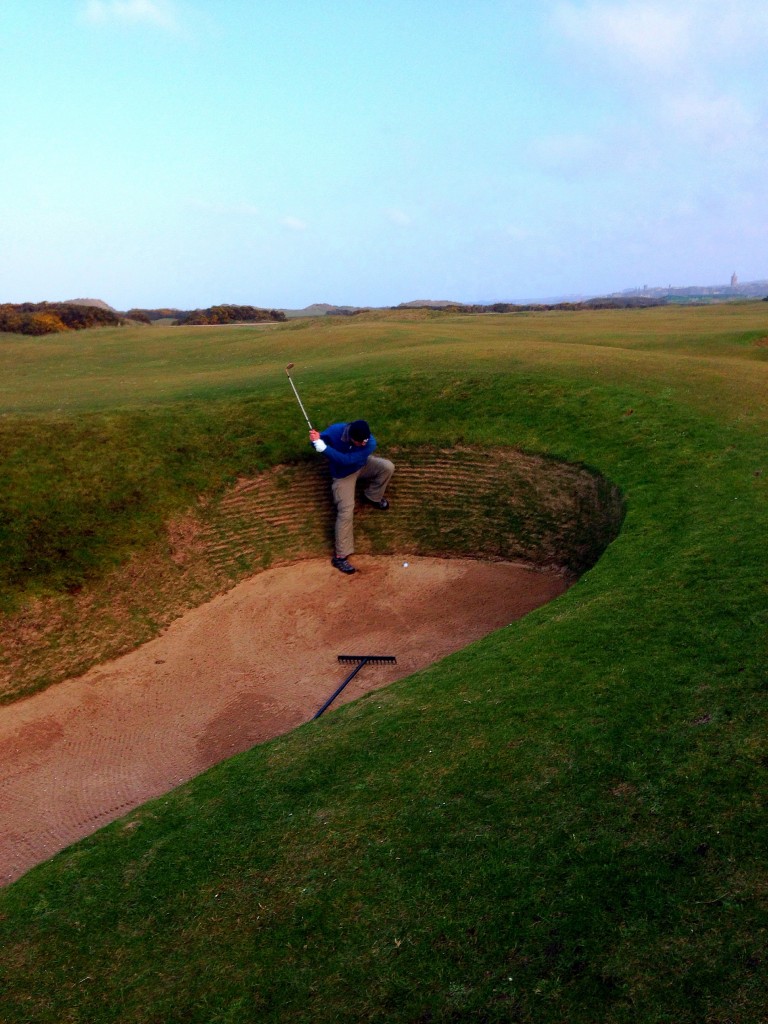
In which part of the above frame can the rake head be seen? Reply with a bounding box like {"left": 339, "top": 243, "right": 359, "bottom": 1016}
{"left": 338, "top": 655, "right": 397, "bottom": 665}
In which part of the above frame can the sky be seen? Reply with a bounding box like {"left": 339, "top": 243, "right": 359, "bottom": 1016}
{"left": 2, "top": 1, "right": 767, "bottom": 310}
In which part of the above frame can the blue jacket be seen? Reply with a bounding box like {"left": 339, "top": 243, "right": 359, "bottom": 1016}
{"left": 318, "top": 422, "right": 378, "bottom": 479}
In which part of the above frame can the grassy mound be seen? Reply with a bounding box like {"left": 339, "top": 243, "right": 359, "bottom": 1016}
{"left": 0, "top": 307, "right": 766, "bottom": 1022}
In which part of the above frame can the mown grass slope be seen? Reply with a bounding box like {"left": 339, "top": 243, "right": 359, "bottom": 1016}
{"left": 0, "top": 306, "right": 766, "bottom": 1023}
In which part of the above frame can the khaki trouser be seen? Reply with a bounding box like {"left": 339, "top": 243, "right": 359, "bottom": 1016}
{"left": 331, "top": 455, "right": 394, "bottom": 558}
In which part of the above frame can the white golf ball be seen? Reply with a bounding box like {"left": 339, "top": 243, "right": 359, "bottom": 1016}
{"left": 403, "top": 562, "right": 409, "bottom": 567}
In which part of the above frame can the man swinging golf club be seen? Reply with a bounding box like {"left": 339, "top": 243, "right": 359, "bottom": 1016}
{"left": 283, "top": 364, "right": 394, "bottom": 574}
{"left": 310, "top": 419, "right": 394, "bottom": 574}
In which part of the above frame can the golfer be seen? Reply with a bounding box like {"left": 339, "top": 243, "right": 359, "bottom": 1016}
{"left": 310, "top": 419, "right": 394, "bottom": 574}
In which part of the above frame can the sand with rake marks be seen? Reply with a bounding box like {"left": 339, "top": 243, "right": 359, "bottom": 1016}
{"left": 0, "top": 556, "right": 567, "bottom": 886}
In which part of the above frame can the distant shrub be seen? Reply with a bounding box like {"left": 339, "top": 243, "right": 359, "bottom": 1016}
{"left": 0, "top": 302, "right": 121, "bottom": 336}
{"left": 57, "top": 304, "right": 120, "bottom": 329}
{"left": 175, "top": 304, "right": 287, "bottom": 326}
{"left": 25, "top": 312, "right": 68, "bottom": 335}
{"left": 125, "top": 308, "right": 182, "bottom": 322}
{"left": 0, "top": 306, "right": 25, "bottom": 333}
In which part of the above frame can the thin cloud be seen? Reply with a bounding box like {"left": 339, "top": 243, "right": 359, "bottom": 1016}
{"left": 661, "top": 93, "right": 757, "bottom": 148}
{"left": 552, "top": 1, "right": 768, "bottom": 79}
{"left": 281, "top": 216, "right": 308, "bottom": 231}
{"left": 386, "top": 208, "right": 412, "bottom": 227}
{"left": 505, "top": 225, "right": 534, "bottom": 242}
{"left": 81, "top": 0, "right": 178, "bottom": 31}
{"left": 550, "top": 1, "right": 768, "bottom": 154}
{"left": 552, "top": 2, "right": 691, "bottom": 77}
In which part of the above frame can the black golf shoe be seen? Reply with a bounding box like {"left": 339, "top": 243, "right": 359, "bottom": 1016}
{"left": 361, "top": 495, "right": 389, "bottom": 510}
{"left": 332, "top": 556, "right": 357, "bottom": 574}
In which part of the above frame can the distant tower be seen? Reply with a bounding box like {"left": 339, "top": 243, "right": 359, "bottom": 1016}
{"left": 731, "top": 272, "right": 738, "bottom": 288}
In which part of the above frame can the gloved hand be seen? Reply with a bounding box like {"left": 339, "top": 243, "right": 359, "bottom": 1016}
{"left": 309, "top": 429, "right": 327, "bottom": 452}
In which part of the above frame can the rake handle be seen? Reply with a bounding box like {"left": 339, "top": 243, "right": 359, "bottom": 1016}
{"left": 312, "top": 659, "right": 370, "bottom": 720}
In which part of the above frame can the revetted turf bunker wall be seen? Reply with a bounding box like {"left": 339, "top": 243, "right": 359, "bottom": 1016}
{"left": 0, "top": 446, "right": 623, "bottom": 702}
{"left": 203, "top": 445, "right": 624, "bottom": 577}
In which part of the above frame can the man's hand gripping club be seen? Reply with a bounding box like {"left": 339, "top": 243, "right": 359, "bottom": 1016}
{"left": 309, "top": 429, "right": 327, "bottom": 452}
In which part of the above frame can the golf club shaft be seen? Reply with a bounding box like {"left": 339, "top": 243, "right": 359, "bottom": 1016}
{"left": 285, "top": 367, "right": 313, "bottom": 431}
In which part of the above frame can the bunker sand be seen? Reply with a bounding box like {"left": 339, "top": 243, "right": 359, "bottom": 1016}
{"left": 0, "top": 556, "right": 568, "bottom": 886}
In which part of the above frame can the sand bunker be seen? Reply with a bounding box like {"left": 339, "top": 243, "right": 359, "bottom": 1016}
{"left": 0, "top": 555, "right": 568, "bottom": 886}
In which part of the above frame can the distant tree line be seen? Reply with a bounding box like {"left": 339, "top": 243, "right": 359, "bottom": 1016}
{"left": 391, "top": 297, "right": 667, "bottom": 314}
{"left": 0, "top": 302, "right": 288, "bottom": 336}
{"left": 0, "top": 302, "right": 121, "bottom": 336}
{"left": 175, "top": 305, "right": 286, "bottom": 326}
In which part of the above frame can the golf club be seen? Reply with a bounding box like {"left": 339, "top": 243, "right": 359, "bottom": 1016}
{"left": 284, "top": 362, "right": 313, "bottom": 431}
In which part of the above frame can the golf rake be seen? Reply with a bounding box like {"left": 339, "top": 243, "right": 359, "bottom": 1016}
{"left": 284, "top": 362, "right": 313, "bottom": 431}
{"left": 313, "top": 655, "right": 397, "bottom": 719}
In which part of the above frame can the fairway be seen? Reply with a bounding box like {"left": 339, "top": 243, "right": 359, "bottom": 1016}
{"left": 1, "top": 303, "right": 767, "bottom": 418}
{"left": 0, "top": 305, "right": 766, "bottom": 1024}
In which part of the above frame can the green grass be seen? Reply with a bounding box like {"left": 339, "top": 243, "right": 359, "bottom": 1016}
{"left": 0, "top": 305, "right": 766, "bottom": 1022}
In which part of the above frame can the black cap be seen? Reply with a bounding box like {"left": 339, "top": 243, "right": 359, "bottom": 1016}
{"left": 349, "top": 419, "right": 370, "bottom": 442}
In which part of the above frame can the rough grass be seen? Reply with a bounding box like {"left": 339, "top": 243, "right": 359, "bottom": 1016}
{"left": 0, "top": 305, "right": 766, "bottom": 1023}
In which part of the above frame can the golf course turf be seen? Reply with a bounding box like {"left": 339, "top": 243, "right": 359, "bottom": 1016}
{"left": 0, "top": 304, "right": 766, "bottom": 1022}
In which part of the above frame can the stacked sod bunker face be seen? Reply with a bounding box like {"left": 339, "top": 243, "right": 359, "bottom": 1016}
{"left": 0, "top": 443, "right": 623, "bottom": 703}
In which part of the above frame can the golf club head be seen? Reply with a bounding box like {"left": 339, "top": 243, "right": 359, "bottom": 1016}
{"left": 285, "top": 362, "right": 295, "bottom": 375}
